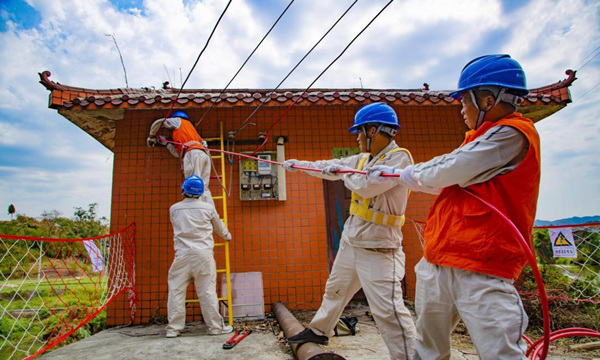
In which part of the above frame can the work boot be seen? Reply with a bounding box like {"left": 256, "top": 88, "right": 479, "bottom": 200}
{"left": 208, "top": 325, "right": 234, "bottom": 335}
{"left": 165, "top": 329, "right": 180, "bottom": 338}
{"left": 287, "top": 328, "right": 329, "bottom": 345}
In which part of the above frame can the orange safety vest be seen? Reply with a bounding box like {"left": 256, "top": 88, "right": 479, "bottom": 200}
{"left": 423, "top": 113, "right": 541, "bottom": 280}
{"left": 172, "top": 119, "right": 205, "bottom": 156}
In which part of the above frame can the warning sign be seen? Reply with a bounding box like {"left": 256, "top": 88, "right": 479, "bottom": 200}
{"left": 549, "top": 227, "right": 577, "bottom": 258}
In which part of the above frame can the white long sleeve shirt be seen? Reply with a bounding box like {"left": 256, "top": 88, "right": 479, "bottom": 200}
{"left": 169, "top": 197, "right": 230, "bottom": 255}
{"left": 410, "top": 125, "right": 528, "bottom": 192}
{"left": 294, "top": 141, "right": 412, "bottom": 249}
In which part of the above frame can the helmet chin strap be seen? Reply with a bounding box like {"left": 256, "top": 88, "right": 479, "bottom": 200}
{"left": 469, "top": 87, "right": 519, "bottom": 130}
{"left": 468, "top": 90, "right": 486, "bottom": 130}
{"left": 362, "top": 124, "right": 385, "bottom": 152}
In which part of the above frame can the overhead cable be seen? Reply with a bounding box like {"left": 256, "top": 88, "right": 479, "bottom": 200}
{"left": 162, "top": 0, "right": 233, "bottom": 121}
{"left": 195, "top": 0, "right": 296, "bottom": 128}
{"left": 234, "top": 0, "right": 360, "bottom": 135}
{"left": 250, "top": 0, "right": 395, "bottom": 155}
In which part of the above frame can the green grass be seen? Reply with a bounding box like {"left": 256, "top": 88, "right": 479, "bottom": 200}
{"left": 1, "top": 272, "right": 108, "bottom": 360}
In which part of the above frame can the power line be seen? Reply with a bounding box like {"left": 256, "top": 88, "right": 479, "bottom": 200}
{"left": 162, "top": 0, "right": 233, "bottom": 120}
{"left": 250, "top": 0, "right": 395, "bottom": 155}
{"left": 575, "top": 44, "right": 600, "bottom": 71}
{"left": 577, "top": 80, "right": 600, "bottom": 101}
{"left": 234, "top": 0, "right": 360, "bottom": 134}
{"left": 195, "top": 0, "right": 296, "bottom": 128}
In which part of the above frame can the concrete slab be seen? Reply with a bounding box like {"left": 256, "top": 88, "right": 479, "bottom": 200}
{"left": 38, "top": 302, "right": 595, "bottom": 360}
{"left": 39, "top": 322, "right": 290, "bottom": 360}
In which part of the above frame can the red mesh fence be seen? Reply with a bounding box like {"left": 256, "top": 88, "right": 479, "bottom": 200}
{"left": 0, "top": 223, "right": 136, "bottom": 359}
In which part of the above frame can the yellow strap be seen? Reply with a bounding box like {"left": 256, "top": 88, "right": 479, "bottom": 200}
{"left": 349, "top": 203, "right": 406, "bottom": 228}
{"left": 349, "top": 148, "right": 412, "bottom": 228}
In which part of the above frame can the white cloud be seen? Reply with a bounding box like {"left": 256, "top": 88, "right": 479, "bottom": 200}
{"left": 0, "top": 0, "right": 598, "bottom": 222}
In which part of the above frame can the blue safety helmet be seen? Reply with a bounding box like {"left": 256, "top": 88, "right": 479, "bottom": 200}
{"left": 171, "top": 111, "right": 189, "bottom": 120}
{"left": 348, "top": 103, "right": 400, "bottom": 134}
{"left": 181, "top": 175, "right": 204, "bottom": 196}
{"left": 449, "top": 54, "right": 528, "bottom": 99}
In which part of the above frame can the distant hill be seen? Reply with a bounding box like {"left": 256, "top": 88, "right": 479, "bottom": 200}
{"left": 535, "top": 215, "right": 600, "bottom": 227}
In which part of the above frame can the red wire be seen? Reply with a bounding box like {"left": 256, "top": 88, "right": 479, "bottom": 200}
{"left": 157, "top": 139, "right": 400, "bottom": 176}
{"left": 461, "top": 188, "right": 551, "bottom": 360}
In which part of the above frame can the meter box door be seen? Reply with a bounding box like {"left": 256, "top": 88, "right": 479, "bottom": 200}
{"left": 239, "top": 152, "right": 279, "bottom": 201}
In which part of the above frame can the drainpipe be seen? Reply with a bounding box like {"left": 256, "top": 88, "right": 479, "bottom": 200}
{"left": 276, "top": 136, "right": 287, "bottom": 201}
{"left": 271, "top": 302, "right": 345, "bottom": 360}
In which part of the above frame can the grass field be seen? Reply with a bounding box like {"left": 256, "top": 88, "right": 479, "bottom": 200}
{"left": 1, "top": 268, "right": 107, "bottom": 360}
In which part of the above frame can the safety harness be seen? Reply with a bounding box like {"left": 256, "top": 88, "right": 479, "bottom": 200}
{"left": 349, "top": 148, "right": 414, "bottom": 228}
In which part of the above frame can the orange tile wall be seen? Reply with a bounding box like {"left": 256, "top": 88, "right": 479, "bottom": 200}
{"left": 106, "top": 103, "right": 465, "bottom": 325}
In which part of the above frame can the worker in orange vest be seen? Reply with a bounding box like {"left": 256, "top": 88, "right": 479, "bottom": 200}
{"left": 282, "top": 103, "right": 417, "bottom": 360}
{"left": 147, "top": 111, "right": 214, "bottom": 205}
{"left": 368, "top": 54, "right": 540, "bottom": 359}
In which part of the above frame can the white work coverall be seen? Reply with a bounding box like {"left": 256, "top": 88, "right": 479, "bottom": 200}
{"left": 293, "top": 140, "right": 417, "bottom": 360}
{"left": 149, "top": 117, "right": 214, "bottom": 206}
{"left": 406, "top": 126, "right": 530, "bottom": 360}
{"left": 166, "top": 197, "right": 230, "bottom": 334}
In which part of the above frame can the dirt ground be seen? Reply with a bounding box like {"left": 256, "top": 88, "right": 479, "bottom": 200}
{"left": 284, "top": 300, "right": 600, "bottom": 360}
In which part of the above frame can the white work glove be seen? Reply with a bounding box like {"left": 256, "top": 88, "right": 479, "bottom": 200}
{"left": 155, "top": 135, "right": 168, "bottom": 146}
{"left": 282, "top": 159, "right": 300, "bottom": 172}
{"left": 201, "top": 139, "right": 208, "bottom": 148}
{"left": 367, "top": 164, "right": 419, "bottom": 187}
{"left": 225, "top": 233, "right": 232, "bottom": 241}
{"left": 398, "top": 165, "right": 420, "bottom": 188}
{"left": 147, "top": 136, "right": 168, "bottom": 147}
{"left": 322, "top": 164, "right": 353, "bottom": 176}
{"left": 367, "top": 165, "right": 399, "bottom": 180}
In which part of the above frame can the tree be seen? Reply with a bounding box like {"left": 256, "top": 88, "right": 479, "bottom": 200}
{"left": 8, "top": 204, "right": 15, "bottom": 220}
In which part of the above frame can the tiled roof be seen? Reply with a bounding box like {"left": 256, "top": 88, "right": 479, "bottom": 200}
{"left": 38, "top": 70, "right": 576, "bottom": 152}
{"left": 39, "top": 70, "right": 576, "bottom": 110}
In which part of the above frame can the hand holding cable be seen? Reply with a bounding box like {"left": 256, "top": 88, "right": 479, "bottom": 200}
{"left": 321, "top": 164, "right": 355, "bottom": 176}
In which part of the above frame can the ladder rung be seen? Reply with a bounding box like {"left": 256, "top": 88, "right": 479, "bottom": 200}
{"left": 217, "top": 297, "right": 228, "bottom": 301}
{"left": 217, "top": 269, "right": 226, "bottom": 273}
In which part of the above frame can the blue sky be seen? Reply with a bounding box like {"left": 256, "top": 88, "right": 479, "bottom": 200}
{"left": 0, "top": 0, "right": 598, "bottom": 222}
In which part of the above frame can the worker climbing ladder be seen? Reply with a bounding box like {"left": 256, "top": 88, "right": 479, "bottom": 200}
{"left": 186, "top": 122, "right": 233, "bottom": 326}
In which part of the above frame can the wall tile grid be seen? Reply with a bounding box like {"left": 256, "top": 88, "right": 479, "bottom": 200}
{"left": 107, "top": 103, "right": 464, "bottom": 325}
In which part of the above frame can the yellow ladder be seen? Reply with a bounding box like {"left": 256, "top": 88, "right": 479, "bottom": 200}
{"left": 186, "top": 122, "right": 233, "bottom": 326}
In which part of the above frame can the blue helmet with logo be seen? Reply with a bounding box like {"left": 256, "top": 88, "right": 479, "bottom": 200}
{"left": 348, "top": 102, "right": 400, "bottom": 134}
{"left": 171, "top": 111, "right": 189, "bottom": 120}
{"left": 181, "top": 175, "right": 204, "bottom": 196}
{"left": 449, "top": 54, "right": 528, "bottom": 99}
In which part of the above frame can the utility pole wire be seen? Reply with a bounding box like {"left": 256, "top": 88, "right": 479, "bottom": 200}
{"left": 575, "top": 44, "right": 600, "bottom": 71}
{"left": 235, "top": 0, "right": 360, "bottom": 134}
{"left": 195, "top": 0, "right": 296, "bottom": 128}
{"left": 106, "top": 34, "right": 129, "bottom": 88}
{"left": 577, "top": 80, "right": 600, "bottom": 101}
{"left": 159, "top": 0, "right": 232, "bottom": 127}
{"left": 249, "top": 0, "right": 395, "bottom": 155}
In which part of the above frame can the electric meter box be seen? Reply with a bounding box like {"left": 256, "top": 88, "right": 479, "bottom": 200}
{"left": 239, "top": 151, "right": 279, "bottom": 201}
{"left": 256, "top": 154, "right": 272, "bottom": 175}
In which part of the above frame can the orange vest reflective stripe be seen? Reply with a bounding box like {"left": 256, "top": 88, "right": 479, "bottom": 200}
{"left": 172, "top": 120, "right": 205, "bottom": 156}
{"left": 423, "top": 113, "right": 541, "bottom": 279}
